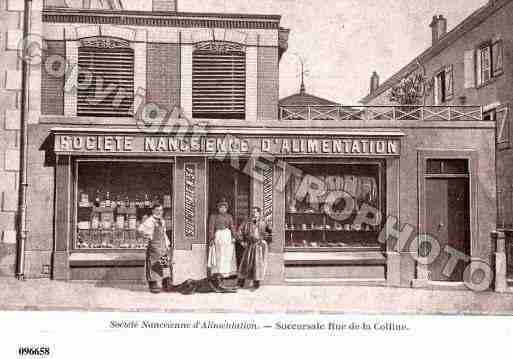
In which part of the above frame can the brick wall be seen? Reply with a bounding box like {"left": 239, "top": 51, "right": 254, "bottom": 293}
{"left": 257, "top": 46, "right": 279, "bottom": 121}
{"left": 146, "top": 43, "right": 181, "bottom": 112}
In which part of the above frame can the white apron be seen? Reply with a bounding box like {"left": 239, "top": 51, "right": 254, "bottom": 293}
{"left": 208, "top": 228, "right": 237, "bottom": 277}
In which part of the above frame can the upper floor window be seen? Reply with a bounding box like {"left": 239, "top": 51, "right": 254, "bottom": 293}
{"left": 434, "top": 65, "right": 453, "bottom": 104}
{"left": 477, "top": 40, "right": 503, "bottom": 86}
{"left": 192, "top": 41, "right": 246, "bottom": 120}
{"left": 77, "top": 37, "right": 134, "bottom": 117}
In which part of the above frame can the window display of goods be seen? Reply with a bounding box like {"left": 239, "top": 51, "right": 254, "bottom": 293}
{"left": 75, "top": 185, "right": 173, "bottom": 250}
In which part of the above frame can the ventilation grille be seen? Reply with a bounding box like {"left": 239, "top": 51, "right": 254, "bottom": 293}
{"left": 77, "top": 47, "right": 134, "bottom": 117}
{"left": 192, "top": 50, "right": 246, "bottom": 119}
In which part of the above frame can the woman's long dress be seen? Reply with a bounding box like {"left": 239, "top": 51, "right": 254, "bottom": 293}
{"left": 208, "top": 213, "right": 237, "bottom": 277}
{"left": 239, "top": 220, "right": 272, "bottom": 281}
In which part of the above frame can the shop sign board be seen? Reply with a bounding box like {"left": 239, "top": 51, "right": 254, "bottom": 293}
{"left": 53, "top": 133, "right": 401, "bottom": 157}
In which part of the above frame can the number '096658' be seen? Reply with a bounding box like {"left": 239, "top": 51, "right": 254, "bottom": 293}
{"left": 18, "top": 346, "right": 50, "bottom": 356}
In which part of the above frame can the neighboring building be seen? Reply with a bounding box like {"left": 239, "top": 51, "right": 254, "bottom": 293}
{"left": 361, "top": 0, "right": 513, "bottom": 286}
{"left": 361, "top": 0, "right": 512, "bottom": 227}
{"left": 0, "top": 0, "right": 499, "bottom": 291}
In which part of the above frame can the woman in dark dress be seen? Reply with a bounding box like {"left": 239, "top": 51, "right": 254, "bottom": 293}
{"left": 238, "top": 206, "right": 272, "bottom": 290}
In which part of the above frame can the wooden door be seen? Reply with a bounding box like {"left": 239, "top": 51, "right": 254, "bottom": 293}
{"left": 425, "top": 177, "right": 470, "bottom": 281}
{"left": 208, "top": 160, "right": 250, "bottom": 226}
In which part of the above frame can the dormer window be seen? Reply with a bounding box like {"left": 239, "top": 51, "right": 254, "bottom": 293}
{"left": 77, "top": 37, "right": 134, "bottom": 117}
{"left": 192, "top": 41, "right": 246, "bottom": 120}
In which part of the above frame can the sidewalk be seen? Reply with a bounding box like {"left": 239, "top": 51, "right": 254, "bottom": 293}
{"left": 1, "top": 278, "right": 513, "bottom": 314}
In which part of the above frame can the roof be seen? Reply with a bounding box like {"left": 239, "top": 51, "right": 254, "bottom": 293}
{"left": 360, "top": 0, "right": 512, "bottom": 104}
{"left": 279, "top": 91, "right": 340, "bottom": 107}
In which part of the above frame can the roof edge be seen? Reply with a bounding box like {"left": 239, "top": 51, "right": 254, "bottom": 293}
{"left": 360, "top": 0, "right": 512, "bottom": 104}
{"left": 42, "top": 7, "right": 282, "bottom": 22}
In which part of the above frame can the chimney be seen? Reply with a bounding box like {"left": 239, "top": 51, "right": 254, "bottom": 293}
{"left": 153, "top": 0, "right": 177, "bottom": 11}
{"left": 430, "top": 15, "right": 447, "bottom": 45}
{"left": 370, "top": 71, "right": 380, "bottom": 94}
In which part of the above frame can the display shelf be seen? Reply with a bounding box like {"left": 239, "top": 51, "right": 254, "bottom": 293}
{"left": 286, "top": 229, "right": 380, "bottom": 233}
{"left": 284, "top": 246, "right": 383, "bottom": 253}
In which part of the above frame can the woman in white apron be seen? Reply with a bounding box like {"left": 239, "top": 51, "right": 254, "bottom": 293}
{"left": 207, "top": 198, "right": 237, "bottom": 279}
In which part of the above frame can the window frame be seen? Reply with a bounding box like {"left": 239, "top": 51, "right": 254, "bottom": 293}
{"left": 283, "top": 159, "right": 386, "bottom": 253}
{"left": 72, "top": 158, "right": 174, "bottom": 252}
{"left": 476, "top": 39, "right": 503, "bottom": 87}
{"left": 433, "top": 65, "right": 453, "bottom": 104}
{"left": 192, "top": 41, "right": 247, "bottom": 120}
{"left": 77, "top": 36, "right": 135, "bottom": 118}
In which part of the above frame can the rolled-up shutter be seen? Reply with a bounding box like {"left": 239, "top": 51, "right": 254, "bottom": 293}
{"left": 77, "top": 46, "right": 134, "bottom": 117}
{"left": 192, "top": 46, "right": 246, "bottom": 119}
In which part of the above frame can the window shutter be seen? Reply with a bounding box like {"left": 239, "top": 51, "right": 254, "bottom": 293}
{"left": 492, "top": 40, "right": 504, "bottom": 76}
{"left": 192, "top": 45, "right": 246, "bottom": 119}
{"left": 445, "top": 65, "right": 454, "bottom": 100}
{"left": 433, "top": 76, "right": 439, "bottom": 105}
{"left": 496, "top": 105, "right": 510, "bottom": 146}
{"left": 77, "top": 46, "right": 134, "bottom": 117}
{"left": 464, "top": 50, "right": 475, "bottom": 88}
{"left": 476, "top": 48, "right": 483, "bottom": 86}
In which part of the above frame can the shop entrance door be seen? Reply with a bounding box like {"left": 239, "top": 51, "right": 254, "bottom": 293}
{"left": 424, "top": 160, "right": 470, "bottom": 282}
{"left": 208, "top": 160, "right": 251, "bottom": 229}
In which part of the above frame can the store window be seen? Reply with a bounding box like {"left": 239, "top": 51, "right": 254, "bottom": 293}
{"left": 477, "top": 40, "right": 503, "bottom": 86}
{"left": 285, "top": 162, "right": 385, "bottom": 251}
{"left": 192, "top": 41, "right": 246, "bottom": 119}
{"left": 75, "top": 161, "right": 173, "bottom": 250}
{"left": 77, "top": 37, "right": 134, "bottom": 117}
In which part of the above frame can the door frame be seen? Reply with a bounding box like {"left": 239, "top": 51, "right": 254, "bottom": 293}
{"left": 417, "top": 149, "right": 479, "bottom": 283}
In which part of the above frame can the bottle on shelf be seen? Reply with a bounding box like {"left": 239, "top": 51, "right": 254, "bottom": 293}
{"left": 105, "top": 191, "right": 111, "bottom": 208}
{"left": 144, "top": 194, "right": 151, "bottom": 208}
{"left": 117, "top": 195, "right": 123, "bottom": 208}
{"left": 99, "top": 190, "right": 106, "bottom": 208}
{"left": 94, "top": 189, "right": 101, "bottom": 207}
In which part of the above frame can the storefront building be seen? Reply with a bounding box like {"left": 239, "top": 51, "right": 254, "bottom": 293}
{"left": 5, "top": 1, "right": 497, "bottom": 289}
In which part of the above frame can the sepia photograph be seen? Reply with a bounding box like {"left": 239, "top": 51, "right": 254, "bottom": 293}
{"left": 0, "top": 0, "right": 513, "bottom": 356}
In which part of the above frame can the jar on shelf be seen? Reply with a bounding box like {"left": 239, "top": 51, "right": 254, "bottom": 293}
{"left": 91, "top": 213, "right": 100, "bottom": 229}
{"left": 116, "top": 214, "right": 125, "bottom": 230}
{"left": 128, "top": 214, "right": 137, "bottom": 230}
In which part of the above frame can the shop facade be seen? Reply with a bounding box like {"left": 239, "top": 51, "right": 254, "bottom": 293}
{"left": 45, "top": 120, "right": 496, "bottom": 288}
{"left": 8, "top": 3, "right": 497, "bottom": 289}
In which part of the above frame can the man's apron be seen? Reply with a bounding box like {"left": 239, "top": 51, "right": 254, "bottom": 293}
{"left": 145, "top": 219, "right": 171, "bottom": 283}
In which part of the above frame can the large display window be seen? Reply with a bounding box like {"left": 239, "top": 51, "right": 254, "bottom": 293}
{"left": 74, "top": 160, "right": 173, "bottom": 250}
{"left": 285, "top": 161, "right": 385, "bottom": 251}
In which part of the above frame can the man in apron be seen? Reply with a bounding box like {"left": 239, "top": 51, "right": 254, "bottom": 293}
{"left": 138, "top": 204, "right": 173, "bottom": 294}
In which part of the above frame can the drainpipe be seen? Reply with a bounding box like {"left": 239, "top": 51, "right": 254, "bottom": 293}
{"left": 15, "top": 0, "right": 32, "bottom": 280}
